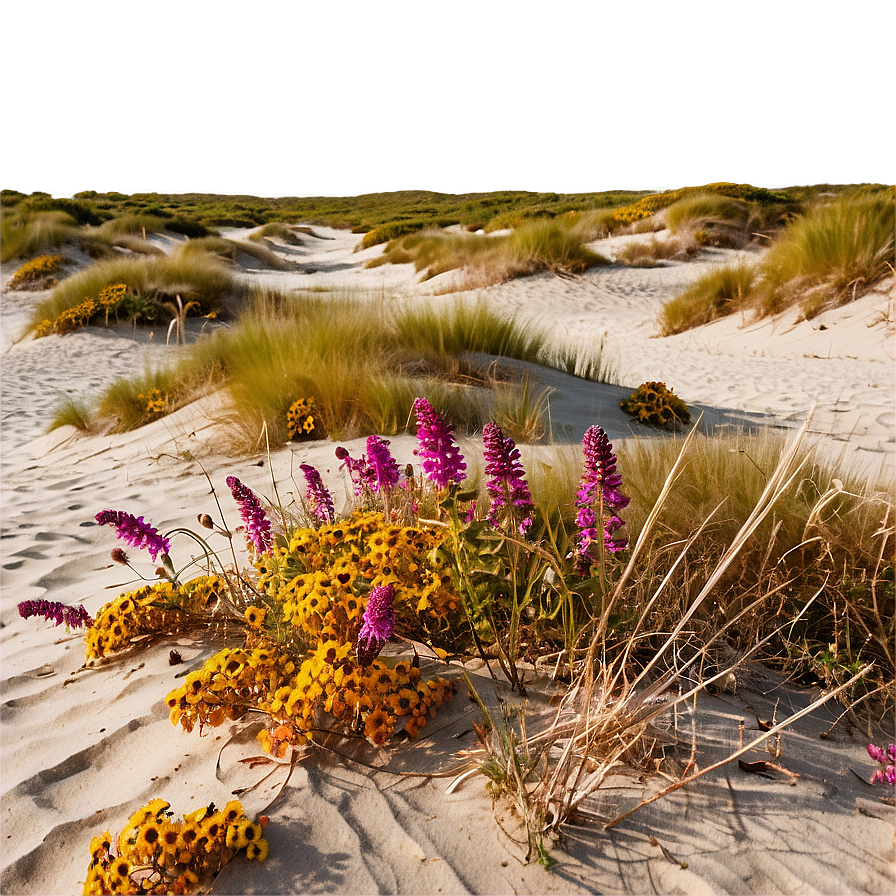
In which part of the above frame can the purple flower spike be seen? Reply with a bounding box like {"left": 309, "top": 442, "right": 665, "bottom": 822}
{"left": 226, "top": 476, "right": 273, "bottom": 555}
{"left": 19, "top": 599, "right": 92, "bottom": 629}
{"left": 412, "top": 398, "right": 467, "bottom": 489}
{"left": 300, "top": 463, "right": 335, "bottom": 525}
{"left": 483, "top": 422, "right": 534, "bottom": 535}
{"left": 356, "top": 584, "right": 396, "bottom": 666}
{"left": 574, "top": 425, "right": 630, "bottom": 572}
{"left": 365, "top": 435, "right": 400, "bottom": 493}
{"left": 95, "top": 509, "right": 171, "bottom": 562}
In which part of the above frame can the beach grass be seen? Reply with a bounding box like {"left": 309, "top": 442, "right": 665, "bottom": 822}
{"left": 0, "top": 210, "right": 110, "bottom": 263}
{"left": 79, "top": 292, "right": 613, "bottom": 447}
{"left": 659, "top": 260, "right": 756, "bottom": 334}
{"left": 369, "top": 218, "right": 608, "bottom": 289}
{"left": 247, "top": 222, "right": 305, "bottom": 245}
{"left": 47, "top": 397, "right": 95, "bottom": 433}
{"left": 175, "top": 236, "right": 295, "bottom": 271}
{"left": 756, "top": 191, "right": 895, "bottom": 317}
{"left": 658, "top": 192, "right": 895, "bottom": 334}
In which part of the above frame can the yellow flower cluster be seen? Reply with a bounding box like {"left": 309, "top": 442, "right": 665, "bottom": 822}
{"left": 83, "top": 797, "right": 268, "bottom": 895}
{"left": 34, "top": 283, "right": 130, "bottom": 338}
{"left": 258, "top": 509, "right": 461, "bottom": 643}
{"left": 257, "top": 649, "right": 455, "bottom": 749}
{"left": 85, "top": 577, "right": 227, "bottom": 662}
{"left": 165, "top": 645, "right": 297, "bottom": 734}
{"left": 286, "top": 397, "right": 318, "bottom": 441}
{"left": 7, "top": 253, "right": 64, "bottom": 289}
{"left": 137, "top": 388, "right": 167, "bottom": 420}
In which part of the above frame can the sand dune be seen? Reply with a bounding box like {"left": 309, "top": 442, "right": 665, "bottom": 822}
{"left": 1, "top": 227, "right": 893, "bottom": 894}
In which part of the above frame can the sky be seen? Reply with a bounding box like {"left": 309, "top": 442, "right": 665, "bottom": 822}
{"left": 2, "top": 1, "right": 892, "bottom": 199}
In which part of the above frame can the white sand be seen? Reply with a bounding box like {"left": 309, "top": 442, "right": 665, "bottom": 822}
{"left": 1, "top": 228, "right": 893, "bottom": 894}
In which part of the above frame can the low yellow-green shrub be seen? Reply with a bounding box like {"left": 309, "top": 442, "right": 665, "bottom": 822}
{"left": 6, "top": 253, "right": 66, "bottom": 289}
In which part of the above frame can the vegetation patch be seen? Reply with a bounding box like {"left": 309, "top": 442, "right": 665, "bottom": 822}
{"left": 6, "top": 253, "right": 67, "bottom": 290}
{"left": 29, "top": 253, "right": 245, "bottom": 335}
{"left": 621, "top": 381, "right": 691, "bottom": 428}
{"left": 20, "top": 412, "right": 892, "bottom": 878}
{"left": 369, "top": 218, "right": 608, "bottom": 289}
{"left": 659, "top": 261, "right": 756, "bottom": 335}
{"left": 659, "top": 191, "right": 895, "bottom": 333}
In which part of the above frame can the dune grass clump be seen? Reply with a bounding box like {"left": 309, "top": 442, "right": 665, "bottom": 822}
{"left": 48, "top": 397, "right": 96, "bottom": 433}
{"left": 177, "top": 236, "right": 294, "bottom": 271}
{"left": 369, "top": 218, "right": 608, "bottom": 289}
{"left": 86, "top": 291, "right": 611, "bottom": 444}
{"left": 616, "top": 236, "right": 683, "bottom": 267}
{"left": 659, "top": 192, "right": 895, "bottom": 333}
{"left": 29, "top": 252, "right": 245, "bottom": 334}
{"left": 0, "top": 210, "right": 104, "bottom": 263}
{"left": 664, "top": 193, "right": 749, "bottom": 234}
{"left": 659, "top": 260, "right": 756, "bottom": 335}
{"left": 248, "top": 222, "right": 305, "bottom": 245}
{"left": 756, "top": 191, "right": 895, "bottom": 318}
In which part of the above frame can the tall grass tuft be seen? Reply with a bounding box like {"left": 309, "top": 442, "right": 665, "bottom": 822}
{"left": 48, "top": 397, "right": 95, "bottom": 433}
{"left": 757, "top": 192, "right": 895, "bottom": 318}
{"left": 247, "top": 222, "right": 304, "bottom": 245}
{"left": 659, "top": 260, "right": 755, "bottom": 335}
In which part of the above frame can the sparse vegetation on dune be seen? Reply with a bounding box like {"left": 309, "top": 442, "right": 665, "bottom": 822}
{"left": 757, "top": 191, "right": 895, "bottom": 318}
{"left": 29, "top": 252, "right": 245, "bottom": 333}
{"left": 368, "top": 218, "right": 609, "bottom": 289}
{"left": 659, "top": 260, "right": 756, "bottom": 334}
{"left": 247, "top": 222, "right": 305, "bottom": 245}
{"left": 1, "top": 210, "right": 109, "bottom": 263}
{"left": 659, "top": 190, "right": 895, "bottom": 333}
{"left": 176, "top": 236, "right": 295, "bottom": 271}
{"left": 74, "top": 293, "right": 615, "bottom": 447}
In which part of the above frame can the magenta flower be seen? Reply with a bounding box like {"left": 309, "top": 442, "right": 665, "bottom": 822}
{"left": 413, "top": 398, "right": 467, "bottom": 489}
{"left": 356, "top": 584, "right": 396, "bottom": 666}
{"left": 335, "top": 445, "right": 371, "bottom": 497}
{"left": 225, "top": 476, "right": 273, "bottom": 554}
{"left": 18, "top": 599, "right": 92, "bottom": 629}
{"left": 365, "top": 435, "right": 400, "bottom": 493}
{"left": 574, "top": 425, "right": 630, "bottom": 572}
{"left": 95, "top": 509, "right": 171, "bottom": 562}
{"left": 483, "top": 422, "right": 534, "bottom": 535}
{"left": 868, "top": 743, "right": 896, "bottom": 786}
{"left": 300, "top": 463, "right": 335, "bottom": 525}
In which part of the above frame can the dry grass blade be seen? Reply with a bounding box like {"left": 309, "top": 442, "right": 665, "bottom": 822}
{"left": 602, "top": 663, "right": 872, "bottom": 830}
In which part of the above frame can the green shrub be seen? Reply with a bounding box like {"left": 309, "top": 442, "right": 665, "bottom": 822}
{"left": 18, "top": 196, "right": 104, "bottom": 226}
{"left": 166, "top": 217, "right": 214, "bottom": 238}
